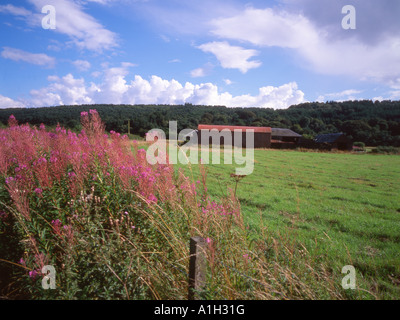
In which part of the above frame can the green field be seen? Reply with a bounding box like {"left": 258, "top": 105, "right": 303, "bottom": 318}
{"left": 176, "top": 148, "right": 400, "bottom": 299}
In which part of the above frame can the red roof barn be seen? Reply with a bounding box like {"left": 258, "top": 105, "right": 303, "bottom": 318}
{"left": 197, "top": 124, "right": 271, "bottom": 148}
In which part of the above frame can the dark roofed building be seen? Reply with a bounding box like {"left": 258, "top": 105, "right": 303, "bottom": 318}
{"left": 271, "top": 128, "right": 302, "bottom": 149}
{"left": 314, "top": 133, "right": 353, "bottom": 151}
{"left": 298, "top": 136, "right": 318, "bottom": 149}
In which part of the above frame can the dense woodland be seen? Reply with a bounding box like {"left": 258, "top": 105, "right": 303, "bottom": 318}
{"left": 1, "top": 100, "right": 400, "bottom": 146}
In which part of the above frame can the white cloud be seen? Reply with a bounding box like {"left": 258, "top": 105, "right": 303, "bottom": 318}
{"left": 47, "top": 75, "right": 60, "bottom": 82}
{"left": 91, "top": 71, "right": 102, "bottom": 78}
{"left": 317, "top": 89, "right": 363, "bottom": 102}
{"left": 223, "top": 79, "right": 233, "bottom": 85}
{"left": 27, "top": 0, "right": 118, "bottom": 52}
{"left": 389, "top": 90, "right": 400, "bottom": 99}
{"left": 0, "top": 4, "right": 31, "bottom": 16}
{"left": 333, "top": 89, "right": 362, "bottom": 97}
{"left": 211, "top": 8, "right": 319, "bottom": 49}
{"left": 1, "top": 47, "right": 55, "bottom": 67}
{"left": 209, "top": 6, "right": 400, "bottom": 86}
{"left": 47, "top": 44, "right": 61, "bottom": 52}
{"left": 93, "top": 67, "right": 130, "bottom": 103}
{"left": 190, "top": 63, "right": 213, "bottom": 78}
{"left": 80, "top": 0, "right": 112, "bottom": 4}
{"left": 197, "top": 41, "right": 261, "bottom": 73}
{"left": 372, "top": 90, "right": 400, "bottom": 102}
{"left": 121, "top": 62, "right": 137, "bottom": 68}
{"left": 80, "top": 0, "right": 140, "bottom": 4}
{"left": 28, "top": 74, "right": 94, "bottom": 107}
{"left": 21, "top": 68, "right": 304, "bottom": 109}
{"left": 226, "top": 82, "right": 305, "bottom": 109}
{"left": 72, "top": 59, "right": 91, "bottom": 71}
{"left": 0, "top": 94, "right": 25, "bottom": 109}
{"left": 190, "top": 62, "right": 214, "bottom": 78}
{"left": 299, "top": 36, "right": 400, "bottom": 84}
{"left": 190, "top": 68, "right": 207, "bottom": 78}
{"left": 1, "top": 1, "right": 117, "bottom": 52}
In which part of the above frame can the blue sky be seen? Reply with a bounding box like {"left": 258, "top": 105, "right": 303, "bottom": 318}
{"left": 0, "top": 0, "right": 399, "bottom": 109}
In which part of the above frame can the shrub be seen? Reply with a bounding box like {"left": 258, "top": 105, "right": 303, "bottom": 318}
{"left": 371, "top": 146, "right": 400, "bottom": 154}
{"left": 353, "top": 142, "right": 365, "bottom": 148}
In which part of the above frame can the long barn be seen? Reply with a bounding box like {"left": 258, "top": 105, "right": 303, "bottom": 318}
{"left": 197, "top": 124, "right": 272, "bottom": 148}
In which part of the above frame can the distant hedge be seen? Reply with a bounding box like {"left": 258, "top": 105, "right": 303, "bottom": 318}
{"left": 371, "top": 146, "right": 400, "bottom": 154}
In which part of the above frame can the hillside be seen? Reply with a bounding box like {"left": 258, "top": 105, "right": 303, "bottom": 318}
{"left": 1, "top": 100, "right": 400, "bottom": 146}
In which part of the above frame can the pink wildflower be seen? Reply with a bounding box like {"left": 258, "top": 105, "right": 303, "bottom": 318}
{"left": 68, "top": 172, "right": 76, "bottom": 178}
{"left": 51, "top": 219, "right": 62, "bottom": 235}
{"left": 29, "top": 270, "right": 38, "bottom": 280}
{"left": 5, "top": 177, "right": 14, "bottom": 184}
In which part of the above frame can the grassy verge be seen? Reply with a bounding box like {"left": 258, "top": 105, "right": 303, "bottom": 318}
{"left": 175, "top": 147, "right": 400, "bottom": 299}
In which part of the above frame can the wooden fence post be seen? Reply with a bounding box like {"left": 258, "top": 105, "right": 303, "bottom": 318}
{"left": 188, "top": 236, "right": 207, "bottom": 300}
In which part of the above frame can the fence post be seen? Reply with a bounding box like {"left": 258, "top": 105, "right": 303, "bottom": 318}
{"left": 188, "top": 236, "right": 207, "bottom": 300}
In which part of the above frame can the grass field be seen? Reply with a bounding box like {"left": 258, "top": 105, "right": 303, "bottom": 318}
{"left": 175, "top": 147, "right": 400, "bottom": 299}
{"left": 2, "top": 120, "right": 399, "bottom": 299}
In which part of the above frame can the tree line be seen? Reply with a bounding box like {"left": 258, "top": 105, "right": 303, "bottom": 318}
{"left": 0, "top": 100, "right": 399, "bottom": 146}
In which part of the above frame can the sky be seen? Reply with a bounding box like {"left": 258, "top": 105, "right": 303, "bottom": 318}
{"left": 0, "top": 0, "right": 399, "bottom": 109}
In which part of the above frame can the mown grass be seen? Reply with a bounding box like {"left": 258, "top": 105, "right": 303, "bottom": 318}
{"left": 175, "top": 147, "right": 400, "bottom": 299}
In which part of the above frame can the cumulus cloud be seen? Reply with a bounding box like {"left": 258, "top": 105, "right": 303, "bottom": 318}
{"left": 225, "top": 82, "right": 305, "bottom": 109}
{"left": 27, "top": 0, "right": 118, "bottom": 51}
{"left": 0, "top": 94, "right": 25, "bottom": 109}
{"left": 1, "top": 47, "right": 55, "bottom": 67}
{"left": 21, "top": 67, "right": 304, "bottom": 109}
{"left": 28, "top": 74, "right": 95, "bottom": 107}
{"left": 197, "top": 41, "right": 261, "bottom": 73}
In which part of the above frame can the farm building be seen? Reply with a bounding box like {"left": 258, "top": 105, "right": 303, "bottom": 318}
{"left": 314, "top": 133, "right": 353, "bottom": 151}
{"left": 271, "top": 128, "right": 302, "bottom": 149}
{"left": 197, "top": 124, "right": 272, "bottom": 148}
{"left": 298, "top": 137, "right": 319, "bottom": 149}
